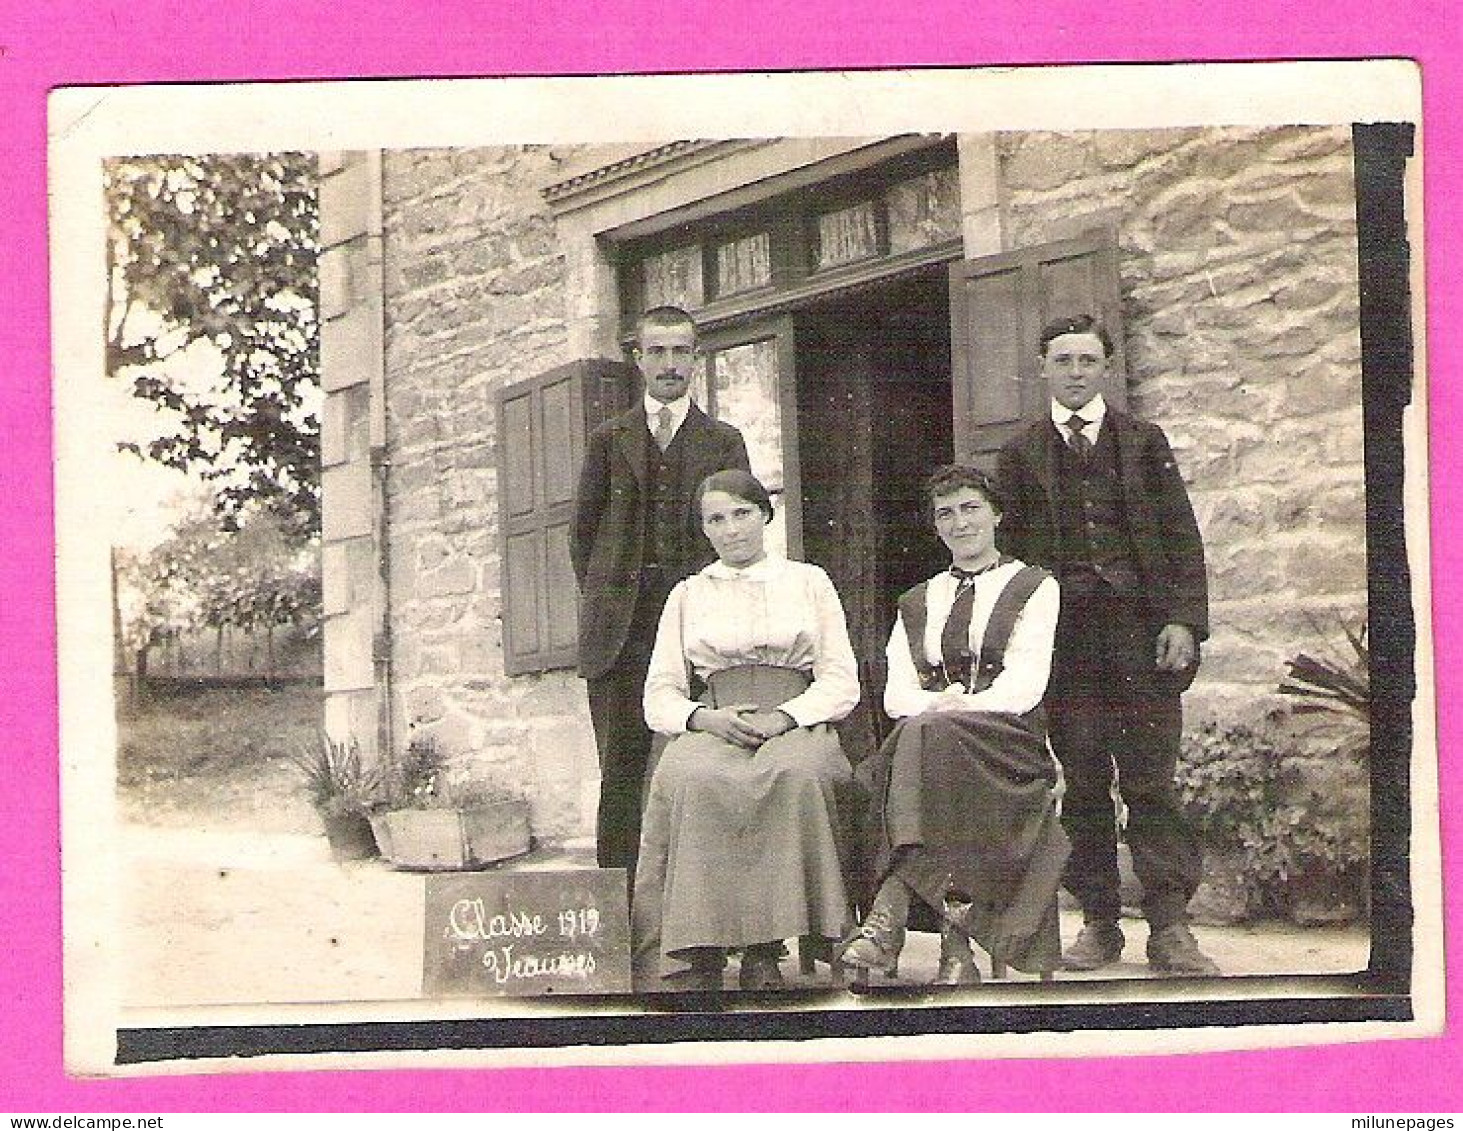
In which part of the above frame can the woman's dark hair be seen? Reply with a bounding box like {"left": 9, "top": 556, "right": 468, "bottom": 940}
{"left": 923, "top": 463, "right": 1003, "bottom": 519}
{"left": 696, "top": 469, "right": 775, "bottom": 523}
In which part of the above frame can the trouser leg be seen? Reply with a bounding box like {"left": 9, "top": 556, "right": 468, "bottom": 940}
{"left": 587, "top": 663, "right": 653, "bottom": 875}
{"left": 1049, "top": 688, "right": 1122, "bottom": 924}
{"left": 585, "top": 581, "right": 670, "bottom": 878}
{"left": 1113, "top": 690, "right": 1202, "bottom": 929}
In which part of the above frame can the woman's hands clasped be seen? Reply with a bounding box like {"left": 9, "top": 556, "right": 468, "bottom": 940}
{"left": 689, "top": 704, "right": 798, "bottom": 750}
{"left": 923, "top": 684, "right": 976, "bottom": 713}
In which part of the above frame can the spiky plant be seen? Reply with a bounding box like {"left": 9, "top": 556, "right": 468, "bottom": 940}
{"left": 1278, "top": 616, "right": 1370, "bottom": 760}
{"left": 288, "top": 732, "right": 381, "bottom": 817}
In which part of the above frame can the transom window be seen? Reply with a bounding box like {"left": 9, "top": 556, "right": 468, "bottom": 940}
{"left": 615, "top": 142, "right": 961, "bottom": 338}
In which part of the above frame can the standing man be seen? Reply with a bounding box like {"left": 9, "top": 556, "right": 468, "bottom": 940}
{"left": 995, "top": 314, "right": 1219, "bottom": 976}
{"left": 570, "top": 305, "right": 751, "bottom": 879}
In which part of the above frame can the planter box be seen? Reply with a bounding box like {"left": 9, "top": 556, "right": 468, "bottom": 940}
{"left": 370, "top": 801, "right": 531, "bottom": 871}
{"left": 320, "top": 811, "right": 379, "bottom": 864}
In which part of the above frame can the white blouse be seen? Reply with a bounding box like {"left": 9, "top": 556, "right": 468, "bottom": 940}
{"left": 643, "top": 557, "right": 861, "bottom": 735}
{"left": 883, "top": 560, "right": 1060, "bottom": 720}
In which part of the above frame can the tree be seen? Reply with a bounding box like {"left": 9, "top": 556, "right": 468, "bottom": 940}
{"left": 115, "top": 511, "right": 214, "bottom": 685}
{"left": 199, "top": 514, "right": 324, "bottom": 676}
{"left": 117, "top": 508, "right": 323, "bottom": 686}
{"left": 105, "top": 154, "right": 321, "bottom": 541}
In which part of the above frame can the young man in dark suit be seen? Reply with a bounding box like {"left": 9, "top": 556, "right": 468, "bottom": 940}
{"left": 996, "top": 314, "right": 1220, "bottom": 976}
{"left": 570, "top": 305, "right": 751, "bottom": 879}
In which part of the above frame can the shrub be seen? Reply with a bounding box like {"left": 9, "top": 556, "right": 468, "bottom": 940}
{"left": 1176, "top": 717, "right": 1368, "bottom": 919}
{"left": 1278, "top": 616, "right": 1369, "bottom": 761}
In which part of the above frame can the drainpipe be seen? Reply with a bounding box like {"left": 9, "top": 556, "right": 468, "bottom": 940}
{"left": 363, "top": 149, "right": 394, "bottom": 767}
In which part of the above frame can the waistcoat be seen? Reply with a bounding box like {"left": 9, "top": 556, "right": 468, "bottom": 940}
{"left": 644, "top": 428, "right": 691, "bottom": 573}
{"left": 898, "top": 565, "right": 1049, "bottom": 696}
{"left": 1053, "top": 424, "right": 1141, "bottom": 591}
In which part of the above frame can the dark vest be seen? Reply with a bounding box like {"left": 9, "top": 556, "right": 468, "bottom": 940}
{"left": 644, "top": 426, "right": 692, "bottom": 574}
{"left": 898, "top": 565, "right": 1050, "bottom": 696}
{"left": 1052, "top": 423, "right": 1141, "bottom": 591}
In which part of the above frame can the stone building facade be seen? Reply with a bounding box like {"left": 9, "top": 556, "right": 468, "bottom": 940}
{"left": 318, "top": 127, "right": 1366, "bottom": 845}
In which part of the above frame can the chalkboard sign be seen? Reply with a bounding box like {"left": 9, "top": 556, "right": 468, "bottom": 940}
{"left": 423, "top": 870, "right": 632, "bottom": 997}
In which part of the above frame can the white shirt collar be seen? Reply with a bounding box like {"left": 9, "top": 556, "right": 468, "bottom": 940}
{"left": 702, "top": 555, "right": 781, "bottom": 581}
{"left": 645, "top": 393, "right": 692, "bottom": 437}
{"left": 1050, "top": 392, "right": 1107, "bottom": 437}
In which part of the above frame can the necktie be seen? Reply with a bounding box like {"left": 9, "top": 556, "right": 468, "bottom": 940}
{"left": 939, "top": 583, "right": 978, "bottom": 689}
{"left": 653, "top": 406, "right": 675, "bottom": 452}
{"left": 939, "top": 559, "right": 1000, "bottom": 688}
{"left": 1064, "top": 414, "right": 1092, "bottom": 459}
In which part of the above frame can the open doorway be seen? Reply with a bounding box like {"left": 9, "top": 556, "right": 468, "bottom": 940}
{"left": 794, "top": 265, "right": 955, "bottom": 759}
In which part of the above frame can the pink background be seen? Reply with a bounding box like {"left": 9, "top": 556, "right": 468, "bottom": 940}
{"left": 2, "top": 0, "right": 1456, "bottom": 1111}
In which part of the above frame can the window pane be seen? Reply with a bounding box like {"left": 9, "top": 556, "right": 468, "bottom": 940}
{"left": 710, "top": 339, "right": 786, "bottom": 559}
{"left": 814, "top": 201, "right": 880, "bottom": 270}
{"left": 714, "top": 231, "right": 771, "bottom": 296}
{"left": 642, "top": 244, "right": 703, "bottom": 309}
{"left": 886, "top": 166, "right": 962, "bottom": 254}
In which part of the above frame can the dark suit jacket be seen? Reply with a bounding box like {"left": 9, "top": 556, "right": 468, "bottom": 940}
{"left": 995, "top": 408, "right": 1209, "bottom": 640}
{"left": 570, "top": 402, "right": 750, "bottom": 680}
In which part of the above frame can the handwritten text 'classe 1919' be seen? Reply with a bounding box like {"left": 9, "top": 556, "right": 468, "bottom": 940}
{"left": 447, "top": 899, "right": 602, "bottom": 943}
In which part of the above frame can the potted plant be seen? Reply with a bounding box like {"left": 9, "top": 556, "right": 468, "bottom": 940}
{"left": 289, "top": 733, "right": 381, "bottom": 863}
{"left": 369, "top": 732, "right": 532, "bottom": 871}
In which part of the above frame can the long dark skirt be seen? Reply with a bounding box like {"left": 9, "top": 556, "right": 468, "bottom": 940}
{"left": 858, "top": 711, "right": 1069, "bottom": 973}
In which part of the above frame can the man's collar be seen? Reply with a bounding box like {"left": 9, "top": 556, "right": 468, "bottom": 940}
{"left": 1050, "top": 392, "right": 1107, "bottom": 429}
{"left": 644, "top": 392, "right": 692, "bottom": 425}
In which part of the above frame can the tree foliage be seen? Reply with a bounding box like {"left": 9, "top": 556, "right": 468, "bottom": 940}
{"left": 105, "top": 153, "right": 321, "bottom": 540}
{"left": 117, "top": 509, "right": 323, "bottom": 677}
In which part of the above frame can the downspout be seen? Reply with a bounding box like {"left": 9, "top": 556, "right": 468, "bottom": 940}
{"left": 363, "top": 149, "right": 394, "bottom": 766}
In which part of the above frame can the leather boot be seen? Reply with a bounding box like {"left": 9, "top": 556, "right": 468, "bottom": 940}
{"left": 1063, "top": 919, "right": 1125, "bottom": 971}
{"left": 662, "top": 947, "right": 726, "bottom": 990}
{"left": 1146, "top": 923, "right": 1221, "bottom": 976}
{"left": 738, "top": 942, "right": 786, "bottom": 990}
{"left": 840, "top": 877, "right": 909, "bottom": 977}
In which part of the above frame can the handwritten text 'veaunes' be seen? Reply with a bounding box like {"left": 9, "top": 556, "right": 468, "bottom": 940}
{"left": 481, "top": 944, "right": 597, "bottom": 984}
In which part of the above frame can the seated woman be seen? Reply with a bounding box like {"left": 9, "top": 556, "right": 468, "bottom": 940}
{"left": 843, "top": 464, "right": 1068, "bottom": 985}
{"left": 633, "top": 469, "right": 860, "bottom": 991}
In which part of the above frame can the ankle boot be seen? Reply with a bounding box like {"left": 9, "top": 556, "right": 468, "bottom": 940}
{"left": 738, "top": 942, "right": 786, "bottom": 990}
{"left": 663, "top": 947, "right": 726, "bottom": 990}
{"left": 1063, "top": 919, "right": 1125, "bottom": 971}
{"left": 934, "top": 922, "right": 981, "bottom": 986}
{"left": 840, "top": 877, "right": 909, "bottom": 977}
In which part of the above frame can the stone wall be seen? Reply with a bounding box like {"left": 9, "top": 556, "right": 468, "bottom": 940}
{"left": 369, "top": 129, "right": 1370, "bottom": 844}
{"left": 999, "top": 126, "right": 1366, "bottom": 722}
{"left": 380, "top": 145, "right": 599, "bottom": 840}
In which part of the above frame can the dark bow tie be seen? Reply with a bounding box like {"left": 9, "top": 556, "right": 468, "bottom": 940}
{"left": 949, "top": 559, "right": 1002, "bottom": 587}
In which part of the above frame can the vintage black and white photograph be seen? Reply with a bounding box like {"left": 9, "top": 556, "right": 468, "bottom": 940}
{"left": 49, "top": 64, "right": 1437, "bottom": 1072}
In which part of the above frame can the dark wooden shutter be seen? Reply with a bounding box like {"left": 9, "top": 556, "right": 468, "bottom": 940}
{"left": 497, "top": 359, "right": 635, "bottom": 675}
{"left": 948, "top": 228, "right": 1125, "bottom": 468}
